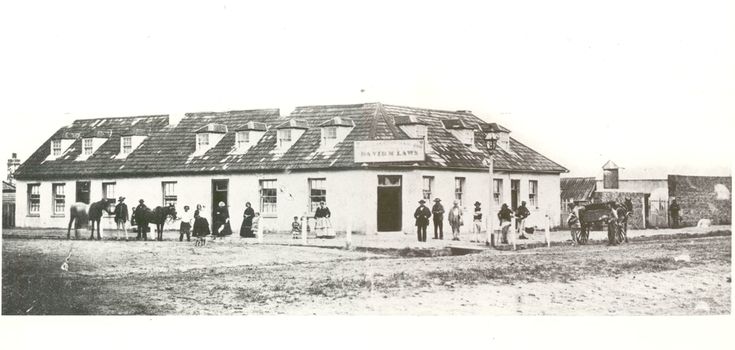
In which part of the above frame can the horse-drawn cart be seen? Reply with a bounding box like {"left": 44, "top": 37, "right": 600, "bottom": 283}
{"left": 568, "top": 202, "right": 629, "bottom": 245}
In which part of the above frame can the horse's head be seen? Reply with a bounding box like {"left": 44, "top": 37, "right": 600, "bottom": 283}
{"left": 166, "top": 204, "right": 178, "bottom": 220}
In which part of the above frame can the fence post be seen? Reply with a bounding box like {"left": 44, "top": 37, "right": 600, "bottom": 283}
{"left": 301, "top": 213, "right": 308, "bottom": 245}
{"left": 545, "top": 213, "right": 551, "bottom": 248}
{"left": 510, "top": 216, "right": 516, "bottom": 251}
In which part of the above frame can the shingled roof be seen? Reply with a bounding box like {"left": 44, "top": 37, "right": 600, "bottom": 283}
{"left": 560, "top": 177, "right": 597, "bottom": 201}
{"left": 2, "top": 181, "right": 15, "bottom": 192}
{"left": 15, "top": 103, "right": 567, "bottom": 180}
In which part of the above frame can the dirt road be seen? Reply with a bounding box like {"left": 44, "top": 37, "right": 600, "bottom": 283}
{"left": 2, "top": 233, "right": 731, "bottom": 315}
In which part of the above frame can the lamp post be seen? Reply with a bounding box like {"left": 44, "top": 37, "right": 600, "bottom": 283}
{"left": 484, "top": 124, "right": 500, "bottom": 247}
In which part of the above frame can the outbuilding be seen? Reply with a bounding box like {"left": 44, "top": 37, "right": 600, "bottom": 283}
{"left": 14, "top": 103, "right": 567, "bottom": 235}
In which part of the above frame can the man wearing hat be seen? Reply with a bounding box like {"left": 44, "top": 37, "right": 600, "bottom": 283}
{"left": 472, "top": 201, "right": 483, "bottom": 243}
{"left": 516, "top": 201, "right": 531, "bottom": 240}
{"left": 431, "top": 198, "right": 445, "bottom": 240}
{"left": 414, "top": 199, "right": 431, "bottom": 242}
{"left": 113, "top": 196, "right": 129, "bottom": 240}
{"left": 133, "top": 199, "right": 150, "bottom": 240}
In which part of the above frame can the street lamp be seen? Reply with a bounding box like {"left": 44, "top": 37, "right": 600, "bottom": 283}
{"left": 484, "top": 123, "right": 500, "bottom": 247}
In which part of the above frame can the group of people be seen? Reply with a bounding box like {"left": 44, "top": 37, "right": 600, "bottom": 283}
{"left": 110, "top": 196, "right": 332, "bottom": 242}
{"left": 414, "top": 198, "right": 532, "bottom": 243}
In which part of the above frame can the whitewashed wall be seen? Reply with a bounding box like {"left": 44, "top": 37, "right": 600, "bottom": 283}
{"left": 15, "top": 169, "right": 561, "bottom": 233}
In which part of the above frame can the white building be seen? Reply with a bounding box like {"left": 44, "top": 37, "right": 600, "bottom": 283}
{"left": 14, "top": 103, "right": 567, "bottom": 234}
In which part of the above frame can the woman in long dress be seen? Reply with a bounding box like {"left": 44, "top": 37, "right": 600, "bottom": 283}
{"left": 314, "top": 201, "right": 333, "bottom": 238}
{"left": 192, "top": 204, "right": 211, "bottom": 238}
{"left": 212, "top": 201, "right": 232, "bottom": 238}
{"left": 239, "top": 202, "right": 255, "bottom": 238}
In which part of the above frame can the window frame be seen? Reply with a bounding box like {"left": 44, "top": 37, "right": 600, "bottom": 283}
{"left": 308, "top": 178, "right": 327, "bottom": 213}
{"left": 52, "top": 140, "right": 62, "bottom": 156}
{"left": 493, "top": 179, "right": 503, "bottom": 207}
{"left": 52, "top": 183, "right": 65, "bottom": 215}
{"left": 278, "top": 129, "right": 292, "bottom": 148}
{"left": 83, "top": 138, "right": 94, "bottom": 155}
{"left": 121, "top": 136, "right": 132, "bottom": 154}
{"left": 259, "top": 179, "right": 278, "bottom": 215}
{"left": 28, "top": 183, "right": 40, "bottom": 215}
{"left": 454, "top": 177, "right": 465, "bottom": 206}
{"left": 162, "top": 181, "right": 177, "bottom": 207}
{"left": 196, "top": 133, "right": 209, "bottom": 151}
{"left": 422, "top": 176, "right": 434, "bottom": 201}
{"left": 236, "top": 131, "right": 249, "bottom": 149}
{"left": 529, "top": 180, "right": 538, "bottom": 207}
{"left": 322, "top": 127, "right": 337, "bottom": 143}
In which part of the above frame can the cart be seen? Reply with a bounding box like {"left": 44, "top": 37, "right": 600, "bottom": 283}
{"left": 569, "top": 202, "right": 628, "bottom": 245}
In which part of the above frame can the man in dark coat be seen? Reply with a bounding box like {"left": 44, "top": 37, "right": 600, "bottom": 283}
{"left": 431, "top": 198, "right": 445, "bottom": 240}
{"left": 414, "top": 199, "right": 431, "bottom": 242}
{"left": 516, "top": 201, "right": 531, "bottom": 239}
{"left": 669, "top": 198, "right": 681, "bottom": 228}
{"left": 114, "top": 196, "right": 129, "bottom": 240}
{"left": 133, "top": 199, "right": 150, "bottom": 240}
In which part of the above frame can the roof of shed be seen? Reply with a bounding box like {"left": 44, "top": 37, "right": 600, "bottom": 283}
{"left": 15, "top": 103, "right": 567, "bottom": 180}
{"left": 560, "top": 177, "right": 597, "bottom": 201}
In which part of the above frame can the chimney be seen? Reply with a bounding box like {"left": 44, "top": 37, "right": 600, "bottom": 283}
{"left": 7, "top": 152, "right": 20, "bottom": 185}
{"left": 602, "top": 160, "right": 619, "bottom": 189}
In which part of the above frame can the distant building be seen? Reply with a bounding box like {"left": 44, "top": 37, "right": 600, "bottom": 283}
{"left": 3, "top": 153, "right": 19, "bottom": 228}
{"left": 14, "top": 103, "right": 568, "bottom": 234}
{"left": 561, "top": 160, "right": 731, "bottom": 229}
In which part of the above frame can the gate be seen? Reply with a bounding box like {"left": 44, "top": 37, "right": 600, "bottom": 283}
{"left": 2, "top": 202, "right": 15, "bottom": 228}
{"left": 647, "top": 199, "right": 668, "bottom": 228}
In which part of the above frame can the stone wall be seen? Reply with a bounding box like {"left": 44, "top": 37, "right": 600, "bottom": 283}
{"left": 591, "top": 191, "right": 647, "bottom": 229}
{"left": 668, "top": 175, "right": 732, "bottom": 226}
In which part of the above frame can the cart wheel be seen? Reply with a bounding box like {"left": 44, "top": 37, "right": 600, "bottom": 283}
{"left": 579, "top": 225, "right": 589, "bottom": 245}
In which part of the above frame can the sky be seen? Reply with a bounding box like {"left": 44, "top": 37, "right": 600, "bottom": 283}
{"left": 1, "top": 0, "right": 733, "bottom": 181}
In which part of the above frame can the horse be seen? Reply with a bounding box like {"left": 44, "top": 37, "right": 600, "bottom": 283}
{"left": 137, "top": 204, "right": 177, "bottom": 241}
{"left": 67, "top": 199, "right": 115, "bottom": 240}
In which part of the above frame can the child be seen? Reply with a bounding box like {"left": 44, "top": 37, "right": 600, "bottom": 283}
{"left": 252, "top": 212, "right": 261, "bottom": 238}
{"left": 472, "top": 201, "right": 482, "bottom": 243}
{"left": 291, "top": 216, "right": 302, "bottom": 239}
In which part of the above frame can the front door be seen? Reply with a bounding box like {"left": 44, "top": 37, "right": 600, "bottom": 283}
{"left": 211, "top": 179, "right": 229, "bottom": 232}
{"left": 377, "top": 175, "right": 402, "bottom": 232}
{"left": 76, "top": 181, "right": 90, "bottom": 204}
{"left": 511, "top": 179, "right": 520, "bottom": 211}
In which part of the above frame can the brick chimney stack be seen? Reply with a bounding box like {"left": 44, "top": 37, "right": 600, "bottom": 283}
{"left": 602, "top": 160, "right": 619, "bottom": 189}
{"left": 7, "top": 153, "right": 20, "bottom": 185}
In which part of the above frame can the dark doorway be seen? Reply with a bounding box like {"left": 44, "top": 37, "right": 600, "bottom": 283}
{"left": 644, "top": 194, "right": 650, "bottom": 229}
{"left": 510, "top": 179, "right": 520, "bottom": 210}
{"left": 377, "top": 175, "right": 402, "bottom": 232}
{"left": 76, "top": 181, "right": 90, "bottom": 204}
{"left": 211, "top": 179, "right": 229, "bottom": 232}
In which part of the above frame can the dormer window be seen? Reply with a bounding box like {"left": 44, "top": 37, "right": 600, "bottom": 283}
{"left": 196, "top": 133, "right": 210, "bottom": 151}
{"left": 231, "top": 121, "right": 267, "bottom": 155}
{"left": 83, "top": 138, "right": 94, "bottom": 155}
{"left": 236, "top": 131, "right": 250, "bottom": 148}
{"left": 52, "top": 140, "right": 62, "bottom": 156}
{"left": 121, "top": 136, "right": 132, "bottom": 154}
{"left": 275, "top": 119, "right": 308, "bottom": 152}
{"left": 481, "top": 123, "right": 511, "bottom": 152}
{"left": 441, "top": 119, "right": 475, "bottom": 147}
{"left": 193, "top": 123, "right": 227, "bottom": 156}
{"left": 278, "top": 129, "right": 292, "bottom": 148}
{"left": 394, "top": 115, "right": 429, "bottom": 139}
{"left": 318, "top": 117, "right": 355, "bottom": 150}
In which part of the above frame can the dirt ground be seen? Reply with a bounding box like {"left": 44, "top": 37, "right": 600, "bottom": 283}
{"left": 2, "top": 230, "right": 731, "bottom": 315}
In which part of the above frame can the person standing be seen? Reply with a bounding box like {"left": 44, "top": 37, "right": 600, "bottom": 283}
{"left": 133, "top": 199, "right": 150, "bottom": 241}
{"left": 669, "top": 198, "right": 681, "bottom": 228}
{"left": 239, "top": 202, "right": 255, "bottom": 238}
{"left": 413, "top": 199, "right": 431, "bottom": 242}
{"left": 213, "top": 201, "right": 232, "bottom": 238}
{"left": 192, "top": 204, "right": 211, "bottom": 239}
{"left": 314, "top": 201, "right": 333, "bottom": 238}
{"left": 472, "top": 201, "right": 482, "bottom": 243}
{"left": 179, "top": 205, "right": 193, "bottom": 242}
{"left": 516, "top": 201, "right": 531, "bottom": 240}
{"left": 448, "top": 200, "right": 463, "bottom": 241}
{"left": 498, "top": 203, "right": 514, "bottom": 244}
{"left": 431, "top": 198, "right": 445, "bottom": 240}
{"left": 114, "top": 196, "right": 129, "bottom": 240}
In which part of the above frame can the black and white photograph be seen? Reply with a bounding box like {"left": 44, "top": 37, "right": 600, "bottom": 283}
{"left": 1, "top": 0, "right": 733, "bottom": 348}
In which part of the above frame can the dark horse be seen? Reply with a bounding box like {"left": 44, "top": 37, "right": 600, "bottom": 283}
{"left": 136, "top": 204, "right": 177, "bottom": 241}
{"left": 67, "top": 199, "right": 115, "bottom": 240}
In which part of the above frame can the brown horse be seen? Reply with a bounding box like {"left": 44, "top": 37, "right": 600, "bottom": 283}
{"left": 136, "top": 204, "right": 177, "bottom": 241}
{"left": 67, "top": 199, "right": 115, "bottom": 240}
